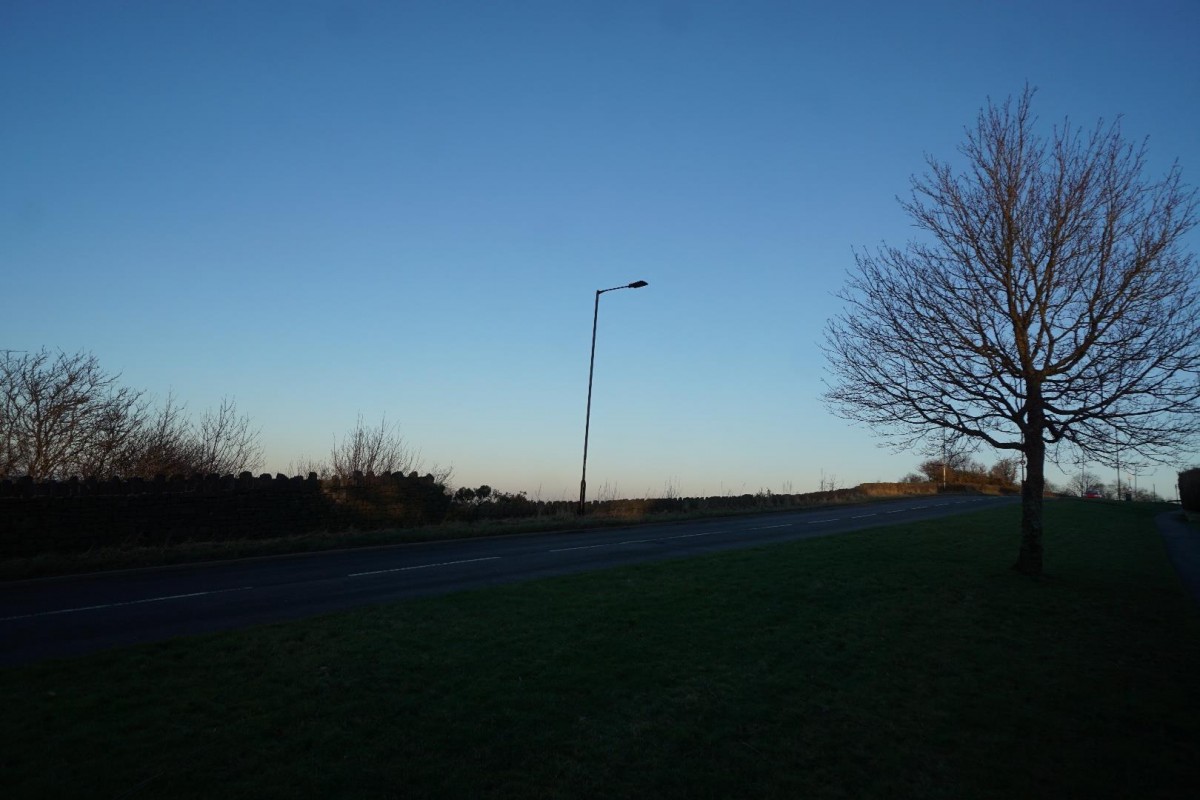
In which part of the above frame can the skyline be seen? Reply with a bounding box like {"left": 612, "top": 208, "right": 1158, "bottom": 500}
{"left": 3, "top": 1, "right": 1198, "bottom": 499}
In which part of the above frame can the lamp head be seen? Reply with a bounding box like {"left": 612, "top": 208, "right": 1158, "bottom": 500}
{"left": 628, "top": 280, "right": 649, "bottom": 289}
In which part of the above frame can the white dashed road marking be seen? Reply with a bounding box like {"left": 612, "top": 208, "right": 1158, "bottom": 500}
{"left": 349, "top": 557, "right": 501, "bottom": 577}
{"left": 1, "top": 586, "right": 255, "bottom": 622}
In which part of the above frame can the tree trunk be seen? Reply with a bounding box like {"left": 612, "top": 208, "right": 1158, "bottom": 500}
{"left": 1014, "top": 425, "right": 1045, "bottom": 577}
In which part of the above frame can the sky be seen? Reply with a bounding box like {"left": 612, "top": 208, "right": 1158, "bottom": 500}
{"left": 2, "top": 0, "right": 1198, "bottom": 500}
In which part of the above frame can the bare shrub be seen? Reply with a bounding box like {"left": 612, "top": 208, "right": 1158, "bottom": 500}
{"left": 330, "top": 415, "right": 418, "bottom": 478}
{"left": 191, "top": 397, "right": 263, "bottom": 475}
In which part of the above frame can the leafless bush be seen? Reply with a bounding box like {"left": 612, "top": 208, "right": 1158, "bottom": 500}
{"left": 192, "top": 397, "right": 262, "bottom": 475}
{"left": 330, "top": 415, "right": 419, "bottom": 478}
{"left": 286, "top": 454, "right": 331, "bottom": 479}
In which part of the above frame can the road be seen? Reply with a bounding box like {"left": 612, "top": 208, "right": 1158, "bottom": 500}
{"left": 0, "top": 495, "right": 1016, "bottom": 666}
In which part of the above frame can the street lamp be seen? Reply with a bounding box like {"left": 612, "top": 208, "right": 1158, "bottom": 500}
{"left": 579, "top": 280, "right": 649, "bottom": 515}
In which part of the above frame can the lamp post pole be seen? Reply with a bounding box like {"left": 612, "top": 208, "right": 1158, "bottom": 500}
{"left": 579, "top": 280, "right": 648, "bottom": 515}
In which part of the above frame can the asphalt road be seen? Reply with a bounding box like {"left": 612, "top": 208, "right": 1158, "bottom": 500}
{"left": 1157, "top": 509, "right": 1200, "bottom": 607}
{"left": 0, "top": 495, "right": 1017, "bottom": 666}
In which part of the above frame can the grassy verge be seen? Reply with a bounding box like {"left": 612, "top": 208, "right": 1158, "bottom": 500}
{"left": 3, "top": 501, "right": 1197, "bottom": 798}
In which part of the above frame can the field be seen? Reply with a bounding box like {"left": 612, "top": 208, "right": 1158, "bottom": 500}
{"left": 2, "top": 500, "right": 1198, "bottom": 798}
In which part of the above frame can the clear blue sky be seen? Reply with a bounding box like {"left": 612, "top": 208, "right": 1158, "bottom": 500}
{"left": 3, "top": 0, "right": 1198, "bottom": 499}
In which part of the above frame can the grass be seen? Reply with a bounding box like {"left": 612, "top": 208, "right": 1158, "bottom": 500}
{"left": 3, "top": 500, "right": 1198, "bottom": 798}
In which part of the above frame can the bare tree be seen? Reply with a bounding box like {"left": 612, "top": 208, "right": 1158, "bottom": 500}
{"left": 330, "top": 414, "right": 419, "bottom": 478}
{"left": 818, "top": 470, "right": 842, "bottom": 492}
{"left": 0, "top": 349, "right": 146, "bottom": 479}
{"left": 0, "top": 351, "right": 263, "bottom": 480}
{"left": 918, "top": 455, "right": 987, "bottom": 485}
{"left": 824, "top": 87, "right": 1200, "bottom": 576}
{"left": 918, "top": 430, "right": 981, "bottom": 486}
{"left": 1066, "top": 469, "right": 1105, "bottom": 498}
{"left": 989, "top": 457, "right": 1019, "bottom": 487}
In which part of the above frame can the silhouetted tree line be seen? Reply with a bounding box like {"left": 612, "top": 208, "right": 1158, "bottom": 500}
{"left": 443, "top": 482, "right": 982, "bottom": 525}
{"left": 901, "top": 454, "right": 1020, "bottom": 488}
{"left": 448, "top": 485, "right": 545, "bottom": 521}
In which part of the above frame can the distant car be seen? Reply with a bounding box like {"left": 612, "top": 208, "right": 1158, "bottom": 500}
{"left": 1084, "top": 491, "right": 1102, "bottom": 499}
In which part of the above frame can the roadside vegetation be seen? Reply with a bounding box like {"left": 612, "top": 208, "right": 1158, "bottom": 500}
{"left": 3, "top": 500, "right": 1197, "bottom": 799}
{"left": 0, "top": 480, "right": 1008, "bottom": 581}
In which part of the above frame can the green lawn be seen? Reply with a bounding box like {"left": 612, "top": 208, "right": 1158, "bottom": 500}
{"left": 3, "top": 501, "right": 1198, "bottom": 799}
